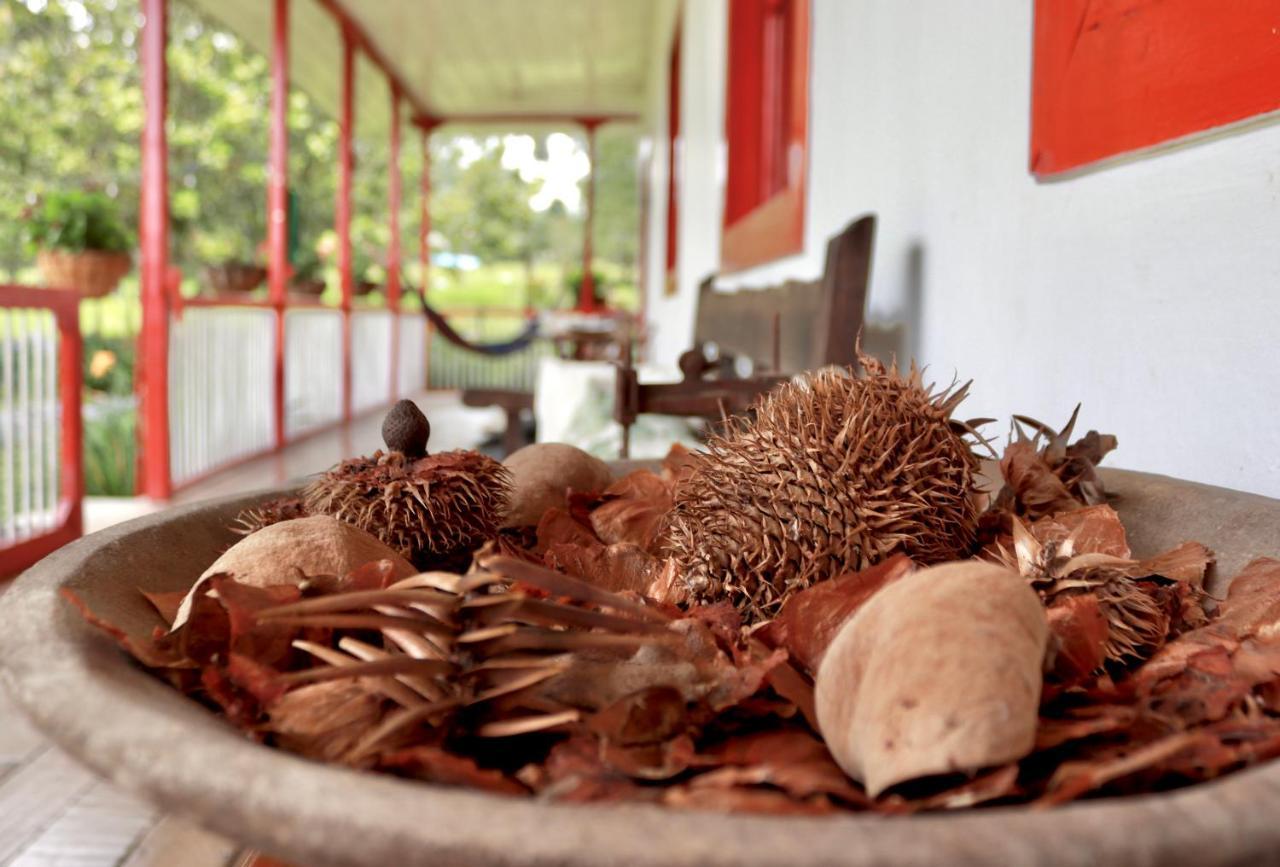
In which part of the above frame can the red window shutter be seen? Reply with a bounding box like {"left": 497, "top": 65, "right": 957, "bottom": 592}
{"left": 1031, "top": 0, "right": 1280, "bottom": 177}
{"left": 722, "top": 0, "right": 810, "bottom": 273}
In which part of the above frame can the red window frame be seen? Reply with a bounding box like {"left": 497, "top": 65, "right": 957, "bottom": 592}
{"left": 1031, "top": 0, "right": 1280, "bottom": 178}
{"left": 664, "top": 24, "right": 681, "bottom": 294}
{"left": 721, "top": 0, "right": 810, "bottom": 273}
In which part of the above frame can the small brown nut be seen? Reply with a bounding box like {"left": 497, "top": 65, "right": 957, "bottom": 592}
{"left": 502, "top": 442, "right": 613, "bottom": 527}
{"left": 381, "top": 399, "right": 431, "bottom": 457}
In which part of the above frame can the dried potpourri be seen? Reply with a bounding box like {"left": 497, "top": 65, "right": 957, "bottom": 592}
{"left": 64, "top": 387, "right": 1280, "bottom": 815}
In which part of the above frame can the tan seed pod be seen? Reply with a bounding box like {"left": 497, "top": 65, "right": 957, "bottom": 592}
{"left": 815, "top": 561, "right": 1049, "bottom": 797}
{"left": 662, "top": 358, "right": 984, "bottom": 622}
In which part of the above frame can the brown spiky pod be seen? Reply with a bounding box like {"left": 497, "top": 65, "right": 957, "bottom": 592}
{"left": 661, "top": 358, "right": 984, "bottom": 622}
{"left": 233, "top": 495, "right": 308, "bottom": 535}
{"left": 303, "top": 450, "right": 512, "bottom": 569}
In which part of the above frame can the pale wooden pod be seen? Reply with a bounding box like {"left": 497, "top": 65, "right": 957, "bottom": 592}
{"left": 502, "top": 442, "right": 613, "bottom": 527}
{"left": 815, "top": 561, "right": 1049, "bottom": 797}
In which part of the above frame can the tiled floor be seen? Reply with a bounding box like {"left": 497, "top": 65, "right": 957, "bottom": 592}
{"left": 0, "top": 392, "right": 501, "bottom": 866}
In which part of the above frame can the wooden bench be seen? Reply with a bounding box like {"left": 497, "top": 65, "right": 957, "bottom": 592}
{"left": 614, "top": 214, "right": 877, "bottom": 454}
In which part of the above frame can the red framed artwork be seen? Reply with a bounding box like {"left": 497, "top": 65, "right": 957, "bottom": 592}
{"left": 721, "top": 0, "right": 810, "bottom": 273}
{"left": 1031, "top": 0, "right": 1280, "bottom": 178}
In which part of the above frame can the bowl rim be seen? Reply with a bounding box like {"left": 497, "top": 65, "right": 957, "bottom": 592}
{"left": 3, "top": 477, "right": 1280, "bottom": 867}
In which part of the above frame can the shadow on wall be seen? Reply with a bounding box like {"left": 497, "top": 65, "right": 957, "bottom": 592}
{"left": 860, "top": 241, "right": 924, "bottom": 366}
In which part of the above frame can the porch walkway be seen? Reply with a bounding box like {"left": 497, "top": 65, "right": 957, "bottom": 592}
{"left": 1, "top": 391, "right": 502, "bottom": 866}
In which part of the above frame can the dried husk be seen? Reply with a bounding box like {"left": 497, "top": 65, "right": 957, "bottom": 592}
{"left": 815, "top": 561, "right": 1049, "bottom": 797}
{"left": 662, "top": 358, "right": 983, "bottom": 622}
{"left": 304, "top": 449, "right": 511, "bottom": 568}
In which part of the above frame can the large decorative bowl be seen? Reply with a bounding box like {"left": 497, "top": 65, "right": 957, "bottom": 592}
{"left": 3, "top": 469, "right": 1280, "bottom": 866}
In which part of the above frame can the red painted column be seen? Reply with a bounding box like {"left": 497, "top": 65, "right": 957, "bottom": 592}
{"left": 56, "top": 306, "right": 84, "bottom": 536}
{"left": 337, "top": 26, "right": 355, "bottom": 421}
{"left": 268, "top": 0, "right": 289, "bottom": 446}
{"left": 139, "top": 0, "right": 171, "bottom": 499}
{"left": 417, "top": 121, "right": 434, "bottom": 299}
{"left": 578, "top": 118, "right": 603, "bottom": 312}
{"left": 387, "top": 84, "right": 402, "bottom": 401}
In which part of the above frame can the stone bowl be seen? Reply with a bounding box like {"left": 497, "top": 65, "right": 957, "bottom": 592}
{"left": 3, "top": 469, "right": 1280, "bottom": 866}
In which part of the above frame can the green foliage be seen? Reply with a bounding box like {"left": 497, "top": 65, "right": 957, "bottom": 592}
{"left": 83, "top": 399, "right": 136, "bottom": 496}
{"left": 83, "top": 333, "right": 135, "bottom": 397}
{"left": 24, "top": 190, "right": 132, "bottom": 254}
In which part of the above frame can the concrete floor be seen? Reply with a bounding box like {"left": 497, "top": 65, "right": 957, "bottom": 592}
{"left": 1, "top": 391, "right": 501, "bottom": 866}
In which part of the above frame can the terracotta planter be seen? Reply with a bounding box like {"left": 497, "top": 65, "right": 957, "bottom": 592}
{"left": 202, "top": 263, "right": 267, "bottom": 295}
{"left": 37, "top": 249, "right": 131, "bottom": 297}
{"left": 2, "top": 467, "right": 1280, "bottom": 866}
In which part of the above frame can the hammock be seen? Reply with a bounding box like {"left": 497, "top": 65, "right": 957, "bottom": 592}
{"left": 412, "top": 288, "right": 541, "bottom": 356}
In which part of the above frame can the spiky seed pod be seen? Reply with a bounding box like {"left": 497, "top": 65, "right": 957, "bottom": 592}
{"left": 303, "top": 449, "right": 513, "bottom": 569}
{"left": 661, "top": 358, "right": 983, "bottom": 622}
{"left": 233, "top": 495, "right": 308, "bottom": 535}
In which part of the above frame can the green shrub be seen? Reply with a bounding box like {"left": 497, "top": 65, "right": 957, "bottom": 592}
{"left": 25, "top": 191, "right": 132, "bottom": 255}
{"left": 83, "top": 398, "right": 136, "bottom": 496}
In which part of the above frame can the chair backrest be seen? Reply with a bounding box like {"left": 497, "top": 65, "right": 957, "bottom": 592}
{"left": 692, "top": 214, "right": 876, "bottom": 372}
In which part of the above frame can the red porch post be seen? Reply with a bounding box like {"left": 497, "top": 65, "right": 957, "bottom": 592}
{"left": 337, "top": 26, "right": 355, "bottom": 422}
{"left": 578, "top": 117, "right": 604, "bottom": 312}
{"left": 139, "top": 0, "right": 171, "bottom": 499}
{"left": 387, "top": 83, "right": 402, "bottom": 401}
{"left": 268, "top": 0, "right": 290, "bottom": 446}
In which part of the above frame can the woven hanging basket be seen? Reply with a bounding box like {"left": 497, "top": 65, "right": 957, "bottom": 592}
{"left": 201, "top": 262, "right": 267, "bottom": 295}
{"left": 37, "top": 249, "right": 131, "bottom": 297}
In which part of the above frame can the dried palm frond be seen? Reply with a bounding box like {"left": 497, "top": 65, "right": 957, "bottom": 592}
{"left": 251, "top": 555, "right": 681, "bottom": 761}
{"left": 662, "top": 357, "right": 984, "bottom": 623}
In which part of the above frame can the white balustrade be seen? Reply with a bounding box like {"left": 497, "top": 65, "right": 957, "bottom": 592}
{"left": 0, "top": 309, "right": 60, "bottom": 542}
{"left": 284, "top": 308, "right": 344, "bottom": 437}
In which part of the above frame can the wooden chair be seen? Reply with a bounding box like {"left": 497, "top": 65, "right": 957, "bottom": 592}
{"left": 614, "top": 214, "right": 876, "bottom": 455}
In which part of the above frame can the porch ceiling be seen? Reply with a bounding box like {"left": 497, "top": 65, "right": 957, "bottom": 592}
{"left": 186, "top": 0, "right": 677, "bottom": 136}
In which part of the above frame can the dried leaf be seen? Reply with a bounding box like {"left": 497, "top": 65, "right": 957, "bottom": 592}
{"left": 534, "top": 507, "right": 599, "bottom": 552}
{"left": 755, "top": 554, "right": 915, "bottom": 676}
{"left": 1046, "top": 593, "right": 1110, "bottom": 683}
{"left": 380, "top": 745, "right": 527, "bottom": 796}
{"left": 545, "top": 541, "right": 663, "bottom": 596}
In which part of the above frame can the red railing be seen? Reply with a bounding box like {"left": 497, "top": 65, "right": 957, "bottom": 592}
{"left": 0, "top": 285, "right": 83, "bottom": 576}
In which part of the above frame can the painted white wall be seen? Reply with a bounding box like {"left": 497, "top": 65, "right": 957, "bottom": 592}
{"left": 646, "top": 0, "right": 1280, "bottom": 497}
{"left": 643, "top": 0, "right": 728, "bottom": 372}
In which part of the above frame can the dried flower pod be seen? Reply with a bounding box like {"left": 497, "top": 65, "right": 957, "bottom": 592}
{"left": 502, "top": 442, "right": 613, "bottom": 528}
{"left": 815, "top": 561, "right": 1048, "bottom": 797}
{"left": 304, "top": 449, "right": 512, "bottom": 569}
{"left": 381, "top": 399, "right": 431, "bottom": 458}
{"left": 662, "top": 358, "right": 983, "bottom": 622}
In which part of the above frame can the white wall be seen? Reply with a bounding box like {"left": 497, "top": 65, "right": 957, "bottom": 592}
{"left": 645, "top": 0, "right": 1280, "bottom": 497}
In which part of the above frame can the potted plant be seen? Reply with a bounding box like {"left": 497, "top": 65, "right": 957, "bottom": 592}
{"left": 26, "top": 191, "right": 132, "bottom": 297}
{"left": 288, "top": 249, "right": 327, "bottom": 297}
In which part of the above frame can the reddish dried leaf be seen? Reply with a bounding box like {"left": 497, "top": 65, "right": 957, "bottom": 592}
{"left": 199, "top": 665, "right": 262, "bottom": 730}
{"left": 755, "top": 554, "right": 914, "bottom": 675}
{"left": 663, "top": 785, "right": 837, "bottom": 815}
{"left": 267, "top": 679, "right": 385, "bottom": 764}
{"left": 689, "top": 757, "right": 870, "bottom": 808}
{"left": 545, "top": 541, "right": 661, "bottom": 596}
{"left": 589, "top": 686, "right": 689, "bottom": 747}
{"left": 140, "top": 590, "right": 187, "bottom": 627}
{"left": 535, "top": 507, "right": 599, "bottom": 552}
{"left": 909, "top": 764, "right": 1020, "bottom": 811}
{"left": 1216, "top": 558, "right": 1280, "bottom": 639}
{"left": 1131, "top": 542, "right": 1213, "bottom": 586}
{"left": 1033, "top": 504, "right": 1130, "bottom": 559}
{"left": 661, "top": 443, "right": 698, "bottom": 492}
{"left": 1046, "top": 593, "right": 1110, "bottom": 683}
{"left": 380, "top": 746, "right": 527, "bottom": 796}
{"left": 225, "top": 652, "right": 288, "bottom": 706}
{"left": 208, "top": 575, "right": 303, "bottom": 667}
{"left": 1001, "top": 439, "right": 1082, "bottom": 520}
{"left": 1039, "top": 731, "right": 1212, "bottom": 805}
{"left": 524, "top": 735, "right": 655, "bottom": 803}
{"left": 60, "top": 587, "right": 191, "bottom": 669}
{"left": 603, "top": 733, "right": 698, "bottom": 780}
{"left": 1035, "top": 705, "right": 1138, "bottom": 751}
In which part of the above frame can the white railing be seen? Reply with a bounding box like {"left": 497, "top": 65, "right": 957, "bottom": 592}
{"left": 0, "top": 308, "right": 60, "bottom": 542}
{"left": 351, "top": 310, "right": 393, "bottom": 413}
{"left": 168, "top": 307, "right": 276, "bottom": 486}
{"left": 426, "top": 309, "right": 550, "bottom": 392}
{"left": 397, "top": 312, "right": 427, "bottom": 397}
{"left": 284, "top": 308, "right": 344, "bottom": 437}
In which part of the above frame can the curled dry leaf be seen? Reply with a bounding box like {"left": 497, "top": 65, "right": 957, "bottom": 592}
{"left": 590, "top": 470, "right": 672, "bottom": 551}
{"left": 815, "top": 561, "right": 1049, "bottom": 797}
{"left": 755, "top": 554, "right": 915, "bottom": 676}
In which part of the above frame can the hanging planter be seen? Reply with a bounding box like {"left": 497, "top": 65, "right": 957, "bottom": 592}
{"left": 26, "top": 191, "right": 133, "bottom": 297}
{"left": 201, "top": 262, "right": 267, "bottom": 295}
